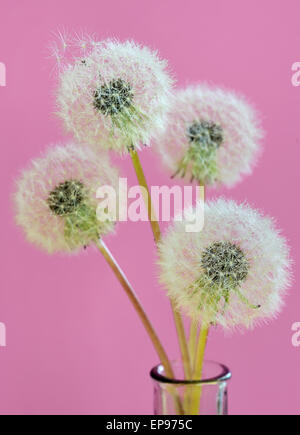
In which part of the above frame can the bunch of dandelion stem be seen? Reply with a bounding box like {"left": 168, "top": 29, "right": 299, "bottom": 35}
{"left": 90, "top": 146, "right": 202, "bottom": 414}
{"left": 130, "top": 149, "right": 192, "bottom": 377}
{"left": 130, "top": 147, "right": 209, "bottom": 410}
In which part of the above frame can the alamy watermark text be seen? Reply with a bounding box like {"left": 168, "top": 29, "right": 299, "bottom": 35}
{"left": 291, "top": 322, "right": 300, "bottom": 347}
{"left": 291, "top": 62, "right": 300, "bottom": 87}
{"left": 0, "top": 62, "right": 6, "bottom": 87}
{"left": 0, "top": 322, "right": 6, "bottom": 347}
{"left": 96, "top": 178, "right": 204, "bottom": 232}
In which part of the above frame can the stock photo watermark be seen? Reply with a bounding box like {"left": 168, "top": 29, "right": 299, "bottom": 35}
{"left": 0, "top": 62, "right": 6, "bottom": 87}
{"left": 0, "top": 63, "right": 6, "bottom": 343}
{"left": 96, "top": 178, "right": 204, "bottom": 232}
{"left": 0, "top": 322, "right": 6, "bottom": 347}
{"left": 291, "top": 322, "right": 300, "bottom": 347}
{"left": 290, "top": 65, "right": 299, "bottom": 349}
{"left": 291, "top": 62, "right": 300, "bottom": 87}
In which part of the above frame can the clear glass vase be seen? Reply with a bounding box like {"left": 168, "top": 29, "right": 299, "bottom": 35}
{"left": 150, "top": 360, "right": 231, "bottom": 415}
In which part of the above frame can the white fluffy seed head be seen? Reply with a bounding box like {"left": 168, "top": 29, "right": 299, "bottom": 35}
{"left": 158, "top": 199, "right": 291, "bottom": 330}
{"left": 154, "top": 84, "right": 263, "bottom": 188}
{"left": 55, "top": 37, "right": 175, "bottom": 154}
{"left": 14, "top": 143, "right": 120, "bottom": 254}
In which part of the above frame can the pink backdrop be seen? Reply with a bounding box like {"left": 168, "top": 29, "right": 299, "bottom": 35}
{"left": 0, "top": 0, "right": 299, "bottom": 415}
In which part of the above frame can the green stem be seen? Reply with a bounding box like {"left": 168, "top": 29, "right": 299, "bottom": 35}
{"left": 96, "top": 238, "right": 173, "bottom": 377}
{"left": 183, "top": 320, "right": 199, "bottom": 411}
{"left": 193, "top": 325, "right": 209, "bottom": 380}
{"left": 129, "top": 149, "right": 160, "bottom": 242}
{"left": 96, "top": 238, "right": 184, "bottom": 414}
{"left": 189, "top": 324, "right": 209, "bottom": 415}
{"left": 188, "top": 320, "right": 199, "bottom": 373}
{"left": 173, "top": 311, "right": 192, "bottom": 380}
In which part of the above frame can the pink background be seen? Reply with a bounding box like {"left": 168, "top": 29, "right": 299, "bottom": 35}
{"left": 0, "top": 0, "right": 299, "bottom": 415}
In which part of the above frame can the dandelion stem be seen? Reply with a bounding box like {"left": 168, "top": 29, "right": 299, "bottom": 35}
{"left": 199, "top": 183, "right": 205, "bottom": 203}
{"left": 188, "top": 181, "right": 207, "bottom": 372}
{"left": 95, "top": 238, "right": 173, "bottom": 378}
{"left": 95, "top": 238, "right": 184, "bottom": 414}
{"left": 193, "top": 324, "right": 209, "bottom": 380}
{"left": 173, "top": 311, "right": 192, "bottom": 379}
{"left": 183, "top": 320, "right": 199, "bottom": 412}
{"left": 188, "top": 320, "right": 199, "bottom": 372}
{"left": 129, "top": 149, "right": 160, "bottom": 242}
{"left": 183, "top": 184, "right": 208, "bottom": 413}
{"left": 130, "top": 148, "right": 191, "bottom": 379}
{"left": 189, "top": 324, "right": 209, "bottom": 414}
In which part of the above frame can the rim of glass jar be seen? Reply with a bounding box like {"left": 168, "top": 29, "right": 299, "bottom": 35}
{"left": 150, "top": 360, "right": 231, "bottom": 386}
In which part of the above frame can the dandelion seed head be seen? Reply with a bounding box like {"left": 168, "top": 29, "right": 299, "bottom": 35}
{"left": 14, "top": 144, "right": 120, "bottom": 254}
{"left": 187, "top": 121, "right": 223, "bottom": 149}
{"left": 55, "top": 37, "right": 174, "bottom": 153}
{"left": 47, "top": 180, "right": 85, "bottom": 216}
{"left": 93, "top": 78, "right": 134, "bottom": 117}
{"left": 158, "top": 198, "right": 291, "bottom": 330}
{"left": 201, "top": 241, "right": 249, "bottom": 287}
{"left": 155, "top": 85, "right": 263, "bottom": 187}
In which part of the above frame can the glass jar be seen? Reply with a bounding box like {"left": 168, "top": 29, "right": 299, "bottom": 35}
{"left": 150, "top": 360, "right": 231, "bottom": 415}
